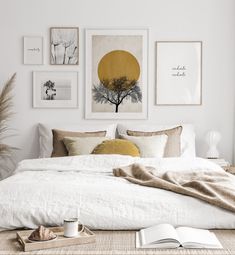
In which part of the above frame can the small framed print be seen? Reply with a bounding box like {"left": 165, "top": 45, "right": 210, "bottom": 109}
{"left": 50, "top": 27, "right": 79, "bottom": 65}
{"left": 23, "top": 36, "right": 43, "bottom": 65}
{"left": 156, "top": 41, "right": 202, "bottom": 105}
{"left": 33, "top": 71, "right": 78, "bottom": 108}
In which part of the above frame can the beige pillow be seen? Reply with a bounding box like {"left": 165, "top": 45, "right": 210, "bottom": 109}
{"left": 127, "top": 126, "right": 182, "bottom": 157}
{"left": 51, "top": 129, "right": 106, "bottom": 157}
{"left": 121, "top": 134, "right": 168, "bottom": 158}
{"left": 63, "top": 137, "right": 110, "bottom": 156}
{"left": 92, "top": 139, "right": 140, "bottom": 157}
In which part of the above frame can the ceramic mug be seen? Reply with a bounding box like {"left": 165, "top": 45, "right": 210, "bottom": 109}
{"left": 63, "top": 218, "right": 85, "bottom": 238}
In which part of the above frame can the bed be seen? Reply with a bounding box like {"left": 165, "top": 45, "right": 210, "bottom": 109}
{"left": 0, "top": 154, "right": 235, "bottom": 231}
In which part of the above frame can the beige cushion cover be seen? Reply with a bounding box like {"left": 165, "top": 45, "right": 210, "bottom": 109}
{"left": 51, "top": 129, "right": 106, "bottom": 157}
{"left": 63, "top": 137, "right": 109, "bottom": 156}
{"left": 92, "top": 139, "right": 140, "bottom": 157}
{"left": 127, "top": 126, "right": 182, "bottom": 157}
{"left": 121, "top": 134, "right": 168, "bottom": 158}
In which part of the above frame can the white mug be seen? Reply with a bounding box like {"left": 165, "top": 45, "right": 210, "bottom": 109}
{"left": 63, "top": 218, "right": 84, "bottom": 238}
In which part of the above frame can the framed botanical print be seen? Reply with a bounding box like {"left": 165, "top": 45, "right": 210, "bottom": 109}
{"left": 23, "top": 36, "right": 43, "bottom": 65}
{"left": 33, "top": 71, "right": 78, "bottom": 108}
{"left": 156, "top": 41, "right": 202, "bottom": 105}
{"left": 85, "top": 29, "right": 148, "bottom": 119}
{"left": 50, "top": 27, "right": 79, "bottom": 65}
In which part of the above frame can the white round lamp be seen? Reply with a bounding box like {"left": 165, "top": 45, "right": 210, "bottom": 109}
{"left": 205, "top": 130, "right": 221, "bottom": 159}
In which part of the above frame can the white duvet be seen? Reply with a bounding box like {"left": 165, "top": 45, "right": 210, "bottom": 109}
{"left": 0, "top": 155, "right": 235, "bottom": 231}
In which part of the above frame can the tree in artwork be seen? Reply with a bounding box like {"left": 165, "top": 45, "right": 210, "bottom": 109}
{"left": 43, "top": 80, "right": 56, "bottom": 100}
{"left": 92, "top": 50, "right": 142, "bottom": 113}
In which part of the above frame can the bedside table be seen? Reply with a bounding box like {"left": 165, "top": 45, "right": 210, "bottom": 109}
{"left": 223, "top": 166, "right": 235, "bottom": 175}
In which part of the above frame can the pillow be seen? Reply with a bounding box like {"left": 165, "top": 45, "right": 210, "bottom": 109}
{"left": 120, "top": 134, "right": 168, "bottom": 158}
{"left": 52, "top": 129, "right": 107, "bottom": 157}
{"left": 92, "top": 139, "right": 140, "bottom": 157}
{"left": 118, "top": 124, "right": 195, "bottom": 157}
{"left": 63, "top": 137, "right": 109, "bottom": 156}
{"left": 38, "top": 123, "right": 117, "bottom": 158}
{"left": 127, "top": 126, "right": 182, "bottom": 157}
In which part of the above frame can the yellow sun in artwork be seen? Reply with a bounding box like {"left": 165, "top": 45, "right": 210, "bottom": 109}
{"left": 98, "top": 50, "right": 140, "bottom": 90}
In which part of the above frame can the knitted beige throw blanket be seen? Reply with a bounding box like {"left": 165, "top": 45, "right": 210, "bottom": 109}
{"left": 113, "top": 163, "right": 235, "bottom": 213}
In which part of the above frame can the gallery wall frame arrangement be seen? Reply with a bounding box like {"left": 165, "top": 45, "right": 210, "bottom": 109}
{"left": 50, "top": 27, "right": 79, "bottom": 65}
{"left": 155, "top": 41, "right": 202, "bottom": 105}
{"left": 33, "top": 71, "right": 78, "bottom": 108}
{"left": 85, "top": 28, "right": 148, "bottom": 119}
{"left": 23, "top": 36, "right": 44, "bottom": 65}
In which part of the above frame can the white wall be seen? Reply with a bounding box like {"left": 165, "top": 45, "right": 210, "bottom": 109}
{"left": 0, "top": 0, "right": 235, "bottom": 163}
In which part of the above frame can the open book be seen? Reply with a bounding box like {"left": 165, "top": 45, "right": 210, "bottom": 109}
{"left": 136, "top": 224, "right": 223, "bottom": 249}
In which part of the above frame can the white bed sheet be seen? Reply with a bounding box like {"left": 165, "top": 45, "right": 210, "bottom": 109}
{"left": 0, "top": 155, "right": 235, "bottom": 231}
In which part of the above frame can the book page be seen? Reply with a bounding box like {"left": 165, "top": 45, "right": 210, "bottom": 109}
{"left": 176, "top": 227, "right": 222, "bottom": 248}
{"left": 140, "top": 223, "right": 179, "bottom": 246}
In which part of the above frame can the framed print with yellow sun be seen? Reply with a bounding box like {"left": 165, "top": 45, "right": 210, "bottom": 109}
{"left": 85, "top": 29, "right": 148, "bottom": 119}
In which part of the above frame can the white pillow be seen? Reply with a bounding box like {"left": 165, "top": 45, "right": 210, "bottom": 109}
{"left": 121, "top": 134, "right": 168, "bottom": 158}
{"left": 38, "top": 123, "right": 116, "bottom": 158}
{"left": 118, "top": 123, "right": 196, "bottom": 157}
{"left": 63, "top": 137, "right": 110, "bottom": 156}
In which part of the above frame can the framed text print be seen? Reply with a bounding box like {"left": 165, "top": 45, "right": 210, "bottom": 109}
{"left": 156, "top": 41, "right": 202, "bottom": 105}
{"left": 33, "top": 71, "right": 78, "bottom": 108}
{"left": 85, "top": 29, "right": 148, "bottom": 119}
{"left": 23, "top": 36, "right": 43, "bottom": 65}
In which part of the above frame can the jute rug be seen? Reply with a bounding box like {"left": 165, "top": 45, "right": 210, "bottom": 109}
{"left": 0, "top": 229, "right": 235, "bottom": 255}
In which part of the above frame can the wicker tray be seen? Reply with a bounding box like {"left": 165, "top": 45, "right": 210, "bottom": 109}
{"left": 16, "top": 226, "right": 95, "bottom": 252}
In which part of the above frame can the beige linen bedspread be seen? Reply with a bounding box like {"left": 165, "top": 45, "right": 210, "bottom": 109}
{"left": 113, "top": 164, "right": 235, "bottom": 213}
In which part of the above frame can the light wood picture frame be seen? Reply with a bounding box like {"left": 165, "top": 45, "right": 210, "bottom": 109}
{"left": 50, "top": 27, "right": 79, "bottom": 65}
{"left": 155, "top": 41, "right": 202, "bottom": 105}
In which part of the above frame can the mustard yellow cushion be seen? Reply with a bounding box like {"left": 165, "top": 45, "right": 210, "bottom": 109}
{"left": 92, "top": 139, "right": 140, "bottom": 157}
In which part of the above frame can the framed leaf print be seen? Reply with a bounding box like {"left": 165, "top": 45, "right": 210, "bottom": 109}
{"left": 50, "top": 27, "right": 79, "bottom": 65}
{"left": 156, "top": 41, "right": 202, "bottom": 105}
{"left": 85, "top": 29, "right": 148, "bottom": 119}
